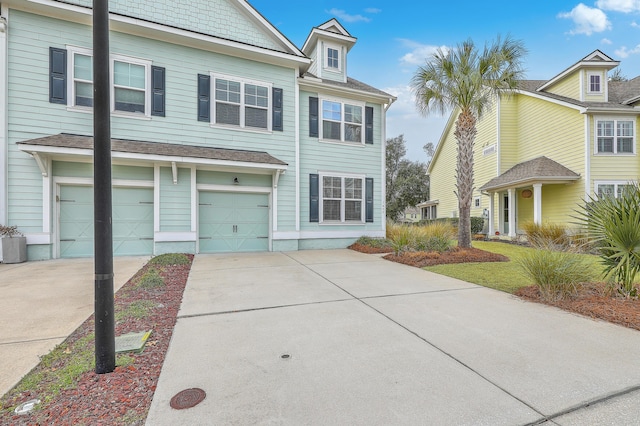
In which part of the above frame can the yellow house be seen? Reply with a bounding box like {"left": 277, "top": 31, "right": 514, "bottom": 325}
{"left": 424, "top": 50, "right": 640, "bottom": 237}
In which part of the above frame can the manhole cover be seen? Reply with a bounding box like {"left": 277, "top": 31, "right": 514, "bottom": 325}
{"left": 170, "top": 388, "right": 206, "bottom": 410}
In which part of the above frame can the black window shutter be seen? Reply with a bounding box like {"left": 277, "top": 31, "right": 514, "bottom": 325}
{"left": 49, "top": 47, "right": 67, "bottom": 104}
{"left": 310, "top": 173, "right": 319, "bottom": 222}
{"left": 272, "top": 87, "right": 283, "bottom": 131}
{"left": 309, "top": 96, "right": 319, "bottom": 137}
{"left": 365, "top": 177, "right": 374, "bottom": 222}
{"left": 197, "top": 74, "right": 210, "bottom": 122}
{"left": 365, "top": 106, "right": 374, "bottom": 144}
{"left": 151, "top": 66, "right": 165, "bottom": 117}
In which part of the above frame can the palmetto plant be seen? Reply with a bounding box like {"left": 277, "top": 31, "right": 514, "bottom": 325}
{"left": 411, "top": 36, "right": 526, "bottom": 248}
{"left": 575, "top": 185, "right": 640, "bottom": 297}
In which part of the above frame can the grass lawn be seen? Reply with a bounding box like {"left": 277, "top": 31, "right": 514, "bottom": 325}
{"left": 423, "top": 241, "right": 602, "bottom": 293}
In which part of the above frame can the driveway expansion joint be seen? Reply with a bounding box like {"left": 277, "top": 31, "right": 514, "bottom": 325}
{"left": 0, "top": 336, "right": 68, "bottom": 346}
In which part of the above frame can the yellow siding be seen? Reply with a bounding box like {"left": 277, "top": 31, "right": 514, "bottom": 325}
{"left": 544, "top": 70, "right": 580, "bottom": 99}
{"left": 429, "top": 115, "right": 460, "bottom": 219}
{"left": 473, "top": 97, "right": 499, "bottom": 213}
{"left": 539, "top": 183, "right": 584, "bottom": 225}
{"left": 498, "top": 95, "right": 519, "bottom": 173}
{"left": 516, "top": 96, "right": 585, "bottom": 178}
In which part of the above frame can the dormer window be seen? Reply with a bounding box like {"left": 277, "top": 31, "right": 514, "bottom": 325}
{"left": 325, "top": 45, "right": 341, "bottom": 71}
{"left": 588, "top": 72, "right": 602, "bottom": 93}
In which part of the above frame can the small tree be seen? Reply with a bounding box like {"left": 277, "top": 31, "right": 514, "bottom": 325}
{"left": 385, "top": 135, "right": 429, "bottom": 220}
{"left": 575, "top": 184, "right": 640, "bottom": 297}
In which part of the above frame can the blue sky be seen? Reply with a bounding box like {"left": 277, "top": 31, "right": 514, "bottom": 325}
{"left": 250, "top": 0, "right": 640, "bottom": 161}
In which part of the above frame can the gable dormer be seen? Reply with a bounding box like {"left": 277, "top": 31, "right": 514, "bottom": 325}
{"left": 537, "top": 50, "right": 620, "bottom": 102}
{"left": 301, "top": 19, "right": 356, "bottom": 83}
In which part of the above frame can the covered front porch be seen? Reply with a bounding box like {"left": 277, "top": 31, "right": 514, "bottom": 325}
{"left": 479, "top": 156, "right": 580, "bottom": 238}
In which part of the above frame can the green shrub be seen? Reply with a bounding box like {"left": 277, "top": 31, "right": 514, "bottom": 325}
{"left": 148, "top": 253, "right": 190, "bottom": 266}
{"left": 136, "top": 268, "right": 165, "bottom": 289}
{"left": 387, "top": 223, "right": 413, "bottom": 255}
{"left": 387, "top": 220, "right": 454, "bottom": 254}
{"left": 470, "top": 217, "right": 485, "bottom": 234}
{"left": 517, "top": 249, "right": 594, "bottom": 301}
{"left": 575, "top": 185, "right": 640, "bottom": 297}
{"left": 354, "top": 236, "right": 392, "bottom": 249}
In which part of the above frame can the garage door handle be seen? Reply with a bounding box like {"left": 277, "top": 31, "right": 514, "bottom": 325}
{"left": 200, "top": 237, "right": 212, "bottom": 240}
{"left": 257, "top": 205, "right": 268, "bottom": 208}
{"left": 199, "top": 203, "right": 212, "bottom": 206}
{"left": 257, "top": 236, "right": 268, "bottom": 239}
{"left": 139, "top": 201, "right": 154, "bottom": 205}
{"left": 60, "top": 239, "right": 76, "bottom": 242}
{"left": 59, "top": 199, "right": 75, "bottom": 203}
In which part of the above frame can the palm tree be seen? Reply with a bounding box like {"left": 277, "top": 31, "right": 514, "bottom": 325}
{"left": 411, "top": 36, "right": 526, "bottom": 248}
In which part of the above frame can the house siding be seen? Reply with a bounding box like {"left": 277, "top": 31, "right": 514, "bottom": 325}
{"left": 473, "top": 98, "right": 498, "bottom": 213}
{"left": 428, "top": 119, "right": 459, "bottom": 219}
{"left": 544, "top": 70, "right": 580, "bottom": 100}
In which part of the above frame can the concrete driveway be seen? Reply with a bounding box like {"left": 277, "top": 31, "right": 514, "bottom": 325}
{"left": 0, "top": 256, "right": 148, "bottom": 396}
{"left": 147, "top": 250, "right": 640, "bottom": 425}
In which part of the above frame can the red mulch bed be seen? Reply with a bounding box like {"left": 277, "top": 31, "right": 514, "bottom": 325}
{"left": 0, "top": 255, "right": 193, "bottom": 425}
{"left": 382, "top": 247, "right": 509, "bottom": 268}
{"left": 516, "top": 283, "right": 640, "bottom": 331}
{"left": 347, "top": 242, "right": 393, "bottom": 254}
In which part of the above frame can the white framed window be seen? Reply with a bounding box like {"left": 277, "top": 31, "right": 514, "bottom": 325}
{"left": 321, "top": 98, "right": 363, "bottom": 143}
{"left": 473, "top": 196, "right": 481, "bottom": 208}
{"left": 595, "top": 118, "right": 635, "bottom": 154}
{"left": 324, "top": 44, "right": 341, "bottom": 71}
{"left": 587, "top": 72, "right": 602, "bottom": 93}
{"left": 320, "top": 174, "right": 364, "bottom": 223}
{"left": 595, "top": 181, "right": 635, "bottom": 199}
{"left": 212, "top": 74, "right": 271, "bottom": 130}
{"left": 67, "top": 47, "right": 152, "bottom": 117}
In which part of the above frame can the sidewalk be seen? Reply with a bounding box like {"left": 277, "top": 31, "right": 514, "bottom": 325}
{"left": 146, "top": 250, "right": 640, "bottom": 425}
{"left": 0, "top": 256, "right": 148, "bottom": 396}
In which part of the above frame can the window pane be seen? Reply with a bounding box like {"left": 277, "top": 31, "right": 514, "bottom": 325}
{"left": 345, "top": 200, "right": 361, "bottom": 221}
{"left": 323, "top": 121, "right": 341, "bottom": 140}
{"left": 322, "top": 101, "right": 341, "bottom": 120}
{"left": 598, "top": 138, "right": 613, "bottom": 153}
{"left": 215, "top": 79, "right": 241, "bottom": 103}
{"left": 597, "top": 121, "right": 614, "bottom": 137}
{"left": 344, "top": 105, "right": 362, "bottom": 124}
{"left": 216, "top": 102, "right": 240, "bottom": 125}
{"left": 618, "top": 138, "right": 633, "bottom": 153}
{"left": 323, "top": 176, "right": 341, "bottom": 198}
{"left": 345, "top": 124, "right": 362, "bottom": 142}
{"left": 114, "top": 61, "right": 145, "bottom": 89}
{"left": 597, "top": 184, "right": 614, "bottom": 198}
{"left": 323, "top": 200, "right": 341, "bottom": 221}
{"left": 327, "top": 48, "right": 339, "bottom": 69}
{"left": 75, "top": 82, "right": 93, "bottom": 107}
{"left": 344, "top": 178, "right": 362, "bottom": 199}
{"left": 617, "top": 185, "right": 632, "bottom": 198}
{"left": 114, "top": 87, "right": 144, "bottom": 112}
{"left": 590, "top": 75, "right": 600, "bottom": 92}
{"left": 618, "top": 121, "right": 633, "bottom": 137}
{"left": 245, "top": 107, "right": 268, "bottom": 129}
{"left": 245, "top": 84, "right": 269, "bottom": 108}
{"left": 74, "top": 54, "right": 92, "bottom": 81}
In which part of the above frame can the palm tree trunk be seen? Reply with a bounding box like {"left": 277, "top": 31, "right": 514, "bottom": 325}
{"left": 454, "top": 109, "right": 477, "bottom": 248}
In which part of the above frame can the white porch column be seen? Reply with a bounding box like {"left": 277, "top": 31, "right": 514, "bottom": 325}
{"left": 488, "top": 192, "right": 495, "bottom": 235}
{"left": 533, "top": 183, "right": 542, "bottom": 225}
{"left": 508, "top": 188, "right": 516, "bottom": 238}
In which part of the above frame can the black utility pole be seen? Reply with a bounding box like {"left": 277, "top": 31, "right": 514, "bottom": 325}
{"left": 93, "top": 0, "right": 114, "bottom": 374}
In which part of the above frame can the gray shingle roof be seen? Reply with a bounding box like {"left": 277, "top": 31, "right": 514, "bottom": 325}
{"left": 479, "top": 156, "right": 580, "bottom": 192}
{"left": 17, "top": 133, "right": 288, "bottom": 166}
{"left": 302, "top": 73, "right": 394, "bottom": 98}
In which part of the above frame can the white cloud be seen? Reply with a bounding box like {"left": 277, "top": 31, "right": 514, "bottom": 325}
{"left": 632, "top": 21, "right": 640, "bottom": 28}
{"left": 595, "top": 0, "right": 640, "bottom": 13}
{"left": 364, "top": 8, "right": 382, "bottom": 14}
{"left": 558, "top": 3, "right": 611, "bottom": 35}
{"left": 615, "top": 44, "right": 640, "bottom": 58}
{"left": 601, "top": 37, "right": 613, "bottom": 44}
{"left": 398, "top": 39, "right": 448, "bottom": 67}
{"left": 327, "top": 8, "right": 370, "bottom": 23}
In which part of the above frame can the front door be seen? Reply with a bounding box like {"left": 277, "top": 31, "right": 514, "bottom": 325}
{"left": 503, "top": 193, "right": 509, "bottom": 234}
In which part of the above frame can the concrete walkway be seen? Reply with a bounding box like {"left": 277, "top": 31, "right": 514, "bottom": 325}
{"left": 147, "top": 250, "right": 640, "bottom": 425}
{"left": 0, "top": 256, "right": 148, "bottom": 396}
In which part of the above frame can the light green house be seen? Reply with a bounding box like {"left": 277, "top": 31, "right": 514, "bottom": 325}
{"left": 425, "top": 50, "right": 640, "bottom": 237}
{"left": 0, "top": 0, "right": 395, "bottom": 260}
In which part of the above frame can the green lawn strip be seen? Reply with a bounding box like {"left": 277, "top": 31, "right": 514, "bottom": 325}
{"left": 423, "top": 241, "right": 602, "bottom": 294}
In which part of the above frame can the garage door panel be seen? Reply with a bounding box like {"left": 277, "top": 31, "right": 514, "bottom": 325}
{"left": 199, "top": 192, "right": 269, "bottom": 253}
{"left": 60, "top": 185, "right": 153, "bottom": 257}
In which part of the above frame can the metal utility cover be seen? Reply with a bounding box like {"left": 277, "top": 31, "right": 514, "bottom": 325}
{"left": 115, "top": 330, "right": 152, "bottom": 354}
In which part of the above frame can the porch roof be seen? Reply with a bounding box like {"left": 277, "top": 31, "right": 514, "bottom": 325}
{"left": 479, "top": 156, "right": 580, "bottom": 192}
{"left": 16, "top": 133, "right": 288, "bottom": 172}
